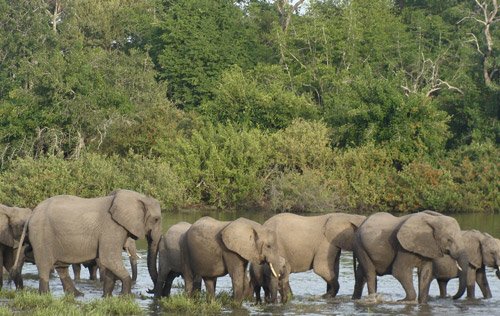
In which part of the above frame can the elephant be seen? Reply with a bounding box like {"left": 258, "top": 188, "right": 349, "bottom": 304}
{"left": 12, "top": 189, "right": 162, "bottom": 296}
{"left": 72, "top": 237, "right": 139, "bottom": 282}
{"left": 249, "top": 256, "right": 290, "bottom": 304}
{"left": 433, "top": 230, "right": 500, "bottom": 299}
{"left": 181, "top": 216, "right": 281, "bottom": 304}
{"left": 152, "top": 221, "right": 202, "bottom": 298}
{"left": 352, "top": 211, "right": 469, "bottom": 303}
{"left": 262, "top": 212, "right": 366, "bottom": 298}
{"left": 0, "top": 204, "right": 31, "bottom": 290}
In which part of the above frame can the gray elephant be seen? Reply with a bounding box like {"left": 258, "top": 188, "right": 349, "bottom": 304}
{"left": 433, "top": 230, "right": 500, "bottom": 299}
{"left": 249, "top": 256, "right": 290, "bottom": 304}
{"left": 152, "top": 221, "right": 202, "bottom": 298}
{"left": 72, "top": 237, "right": 139, "bottom": 282}
{"left": 182, "top": 216, "right": 281, "bottom": 304}
{"left": 13, "top": 189, "right": 162, "bottom": 296}
{"left": 352, "top": 211, "right": 469, "bottom": 303}
{"left": 262, "top": 212, "right": 366, "bottom": 298}
{"left": 0, "top": 204, "right": 31, "bottom": 290}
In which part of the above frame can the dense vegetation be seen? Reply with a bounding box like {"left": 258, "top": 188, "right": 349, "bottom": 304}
{"left": 0, "top": 0, "right": 498, "bottom": 213}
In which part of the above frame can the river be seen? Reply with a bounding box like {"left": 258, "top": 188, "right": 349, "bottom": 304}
{"left": 15, "top": 211, "right": 500, "bottom": 315}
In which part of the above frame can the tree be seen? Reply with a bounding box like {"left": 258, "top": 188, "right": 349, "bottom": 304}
{"left": 153, "top": 0, "right": 262, "bottom": 109}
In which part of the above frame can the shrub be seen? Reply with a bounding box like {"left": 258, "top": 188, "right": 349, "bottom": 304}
{"left": 0, "top": 153, "right": 187, "bottom": 210}
{"left": 387, "top": 161, "right": 459, "bottom": 212}
{"left": 270, "top": 119, "right": 334, "bottom": 172}
{"left": 441, "top": 142, "right": 499, "bottom": 212}
{"left": 330, "top": 144, "right": 394, "bottom": 212}
{"left": 170, "top": 123, "right": 271, "bottom": 208}
{"left": 267, "top": 168, "right": 343, "bottom": 213}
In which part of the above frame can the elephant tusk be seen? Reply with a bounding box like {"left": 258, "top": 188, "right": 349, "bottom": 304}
{"left": 269, "top": 263, "right": 279, "bottom": 278}
{"left": 456, "top": 261, "right": 462, "bottom": 271}
{"left": 126, "top": 249, "right": 132, "bottom": 257}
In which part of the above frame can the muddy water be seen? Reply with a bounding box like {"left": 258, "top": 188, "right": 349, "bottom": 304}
{"left": 14, "top": 211, "right": 500, "bottom": 315}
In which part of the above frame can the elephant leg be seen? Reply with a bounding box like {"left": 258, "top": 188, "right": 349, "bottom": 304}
{"left": 466, "top": 268, "right": 477, "bottom": 299}
{"left": 476, "top": 268, "right": 492, "bottom": 299}
{"left": 89, "top": 264, "right": 98, "bottom": 281}
{"left": 4, "top": 248, "right": 23, "bottom": 290}
{"left": 72, "top": 264, "right": 81, "bottom": 281}
{"left": 353, "top": 248, "right": 376, "bottom": 298}
{"left": 37, "top": 261, "right": 53, "bottom": 294}
{"left": 161, "top": 272, "right": 177, "bottom": 297}
{"left": 392, "top": 253, "right": 417, "bottom": 302}
{"left": 313, "top": 245, "right": 340, "bottom": 298}
{"left": 254, "top": 284, "right": 262, "bottom": 304}
{"left": 100, "top": 253, "right": 132, "bottom": 295}
{"left": 417, "top": 261, "right": 433, "bottom": 304}
{"left": 56, "top": 266, "right": 83, "bottom": 297}
{"left": 437, "top": 279, "right": 449, "bottom": 298}
{"left": 193, "top": 275, "right": 202, "bottom": 292}
{"left": 102, "top": 269, "right": 117, "bottom": 297}
{"left": 352, "top": 263, "right": 366, "bottom": 299}
{"left": 228, "top": 264, "right": 247, "bottom": 303}
{"left": 0, "top": 251, "right": 4, "bottom": 290}
{"left": 203, "top": 277, "right": 217, "bottom": 302}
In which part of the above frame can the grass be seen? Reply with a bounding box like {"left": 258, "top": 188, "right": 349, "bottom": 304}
{"left": 159, "top": 291, "right": 236, "bottom": 314}
{"left": 0, "top": 290, "right": 143, "bottom": 316}
{"left": 0, "top": 289, "right": 244, "bottom": 315}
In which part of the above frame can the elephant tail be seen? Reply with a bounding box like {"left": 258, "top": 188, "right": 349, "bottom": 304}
{"left": 10, "top": 219, "right": 29, "bottom": 280}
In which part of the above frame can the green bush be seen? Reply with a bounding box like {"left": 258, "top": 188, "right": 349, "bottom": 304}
{"left": 267, "top": 168, "right": 342, "bottom": 213}
{"left": 387, "top": 162, "right": 459, "bottom": 212}
{"left": 270, "top": 119, "right": 334, "bottom": 172}
{"left": 441, "top": 142, "right": 499, "bottom": 213}
{"left": 330, "top": 144, "right": 394, "bottom": 212}
{"left": 0, "top": 153, "right": 186, "bottom": 210}
{"left": 169, "top": 123, "right": 270, "bottom": 208}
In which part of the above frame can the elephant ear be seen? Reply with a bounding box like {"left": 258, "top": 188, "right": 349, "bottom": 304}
{"left": 109, "top": 190, "right": 146, "bottom": 239}
{"left": 397, "top": 214, "right": 442, "bottom": 259}
{"left": 462, "top": 230, "right": 483, "bottom": 269}
{"left": 221, "top": 218, "right": 260, "bottom": 262}
{"left": 0, "top": 211, "right": 15, "bottom": 248}
{"left": 0, "top": 205, "right": 15, "bottom": 248}
{"left": 325, "top": 214, "right": 366, "bottom": 251}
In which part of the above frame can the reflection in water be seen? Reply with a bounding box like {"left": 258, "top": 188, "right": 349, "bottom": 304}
{"left": 14, "top": 211, "right": 500, "bottom": 315}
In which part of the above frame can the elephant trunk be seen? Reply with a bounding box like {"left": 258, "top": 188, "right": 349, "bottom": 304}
{"left": 452, "top": 251, "right": 469, "bottom": 299}
{"left": 147, "top": 226, "right": 161, "bottom": 287}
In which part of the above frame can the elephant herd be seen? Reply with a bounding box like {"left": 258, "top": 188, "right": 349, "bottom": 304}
{"left": 0, "top": 190, "right": 499, "bottom": 306}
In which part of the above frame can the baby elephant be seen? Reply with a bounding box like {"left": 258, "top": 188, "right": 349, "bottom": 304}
{"left": 153, "top": 222, "right": 201, "bottom": 298}
{"left": 433, "top": 230, "right": 500, "bottom": 299}
{"left": 249, "top": 256, "right": 290, "bottom": 304}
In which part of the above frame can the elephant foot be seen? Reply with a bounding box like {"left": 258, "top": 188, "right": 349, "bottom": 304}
{"left": 321, "top": 291, "right": 338, "bottom": 299}
{"left": 397, "top": 297, "right": 417, "bottom": 304}
{"left": 69, "top": 289, "right": 84, "bottom": 297}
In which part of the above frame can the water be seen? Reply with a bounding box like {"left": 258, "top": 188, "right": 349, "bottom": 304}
{"left": 12, "top": 211, "right": 500, "bottom": 315}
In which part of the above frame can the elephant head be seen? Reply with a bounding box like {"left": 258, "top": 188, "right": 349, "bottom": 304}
{"left": 0, "top": 205, "right": 31, "bottom": 248}
{"left": 221, "top": 218, "right": 281, "bottom": 279}
{"left": 475, "top": 232, "right": 500, "bottom": 279}
{"left": 108, "top": 190, "right": 162, "bottom": 285}
{"left": 397, "top": 212, "right": 469, "bottom": 299}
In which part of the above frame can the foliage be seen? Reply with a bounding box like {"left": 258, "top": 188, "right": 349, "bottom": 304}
{"left": 168, "top": 123, "right": 271, "bottom": 208}
{"left": 4, "top": 291, "right": 143, "bottom": 315}
{"left": 159, "top": 293, "right": 223, "bottom": 314}
{"left": 0, "top": 153, "right": 186, "bottom": 210}
{"left": 152, "top": 0, "right": 264, "bottom": 109}
{"left": 267, "top": 168, "right": 342, "bottom": 213}
{"left": 0, "top": 0, "right": 497, "bottom": 213}
{"left": 201, "top": 65, "right": 318, "bottom": 130}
